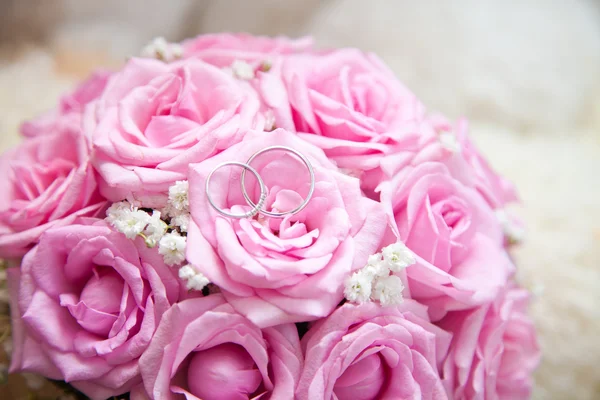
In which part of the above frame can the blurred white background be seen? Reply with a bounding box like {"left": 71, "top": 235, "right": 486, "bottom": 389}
{"left": 3, "top": 0, "right": 599, "bottom": 133}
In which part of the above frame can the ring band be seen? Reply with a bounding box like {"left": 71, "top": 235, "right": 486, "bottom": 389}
{"left": 206, "top": 161, "right": 267, "bottom": 219}
{"left": 241, "top": 146, "right": 315, "bottom": 218}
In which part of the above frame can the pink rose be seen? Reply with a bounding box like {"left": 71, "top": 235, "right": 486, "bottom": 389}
{"left": 139, "top": 295, "right": 303, "bottom": 400}
{"left": 21, "top": 70, "right": 110, "bottom": 138}
{"left": 264, "top": 49, "right": 425, "bottom": 194}
{"left": 0, "top": 127, "right": 105, "bottom": 258}
{"left": 297, "top": 301, "right": 451, "bottom": 400}
{"left": 379, "top": 162, "right": 513, "bottom": 321}
{"left": 187, "top": 130, "right": 386, "bottom": 327}
{"left": 182, "top": 33, "right": 313, "bottom": 146}
{"left": 444, "top": 117, "right": 518, "bottom": 208}
{"left": 439, "top": 286, "right": 541, "bottom": 399}
{"left": 379, "top": 115, "right": 518, "bottom": 209}
{"left": 92, "top": 57, "right": 264, "bottom": 207}
{"left": 183, "top": 32, "right": 312, "bottom": 68}
{"left": 8, "top": 219, "right": 184, "bottom": 399}
{"left": 61, "top": 70, "right": 112, "bottom": 115}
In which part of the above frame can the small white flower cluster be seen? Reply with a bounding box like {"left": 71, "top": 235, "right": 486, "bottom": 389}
{"left": 106, "top": 202, "right": 168, "bottom": 245}
{"left": 164, "top": 180, "right": 191, "bottom": 233}
{"left": 158, "top": 232, "right": 187, "bottom": 266}
{"left": 105, "top": 181, "right": 208, "bottom": 292}
{"left": 229, "top": 60, "right": 255, "bottom": 80}
{"left": 178, "top": 265, "right": 210, "bottom": 291}
{"left": 495, "top": 209, "right": 525, "bottom": 244}
{"left": 140, "top": 37, "right": 184, "bottom": 62}
{"left": 107, "top": 201, "right": 186, "bottom": 265}
{"left": 344, "top": 242, "right": 416, "bottom": 307}
{"left": 438, "top": 130, "right": 462, "bottom": 153}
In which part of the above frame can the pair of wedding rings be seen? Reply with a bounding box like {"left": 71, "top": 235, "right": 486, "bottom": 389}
{"left": 205, "top": 146, "right": 315, "bottom": 219}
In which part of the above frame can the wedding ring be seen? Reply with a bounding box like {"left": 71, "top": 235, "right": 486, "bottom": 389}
{"left": 241, "top": 146, "right": 315, "bottom": 218}
{"left": 206, "top": 161, "right": 267, "bottom": 219}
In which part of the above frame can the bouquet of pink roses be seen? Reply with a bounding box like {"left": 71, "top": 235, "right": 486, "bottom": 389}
{"left": 0, "top": 34, "right": 540, "bottom": 400}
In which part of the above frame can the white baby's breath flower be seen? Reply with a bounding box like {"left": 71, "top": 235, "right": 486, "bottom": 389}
{"left": 495, "top": 209, "right": 525, "bottom": 244}
{"left": 439, "top": 131, "right": 461, "bottom": 153}
{"left": 141, "top": 37, "right": 168, "bottom": 58}
{"left": 171, "top": 44, "right": 184, "bottom": 59}
{"left": 168, "top": 180, "right": 189, "bottom": 213}
{"left": 141, "top": 37, "right": 183, "bottom": 62}
{"left": 159, "top": 232, "right": 187, "bottom": 266}
{"left": 172, "top": 213, "right": 190, "bottom": 233}
{"left": 367, "top": 253, "right": 382, "bottom": 265}
{"left": 372, "top": 275, "right": 405, "bottom": 307}
{"left": 382, "top": 242, "right": 416, "bottom": 272}
{"left": 105, "top": 201, "right": 133, "bottom": 224}
{"left": 186, "top": 273, "right": 210, "bottom": 291}
{"left": 178, "top": 264, "right": 210, "bottom": 291}
{"left": 505, "top": 223, "right": 525, "bottom": 244}
{"left": 344, "top": 270, "right": 373, "bottom": 304}
{"left": 231, "top": 60, "right": 255, "bottom": 80}
{"left": 143, "top": 211, "right": 168, "bottom": 247}
{"left": 362, "top": 253, "right": 389, "bottom": 278}
{"left": 178, "top": 264, "right": 196, "bottom": 280}
{"left": 113, "top": 209, "right": 151, "bottom": 239}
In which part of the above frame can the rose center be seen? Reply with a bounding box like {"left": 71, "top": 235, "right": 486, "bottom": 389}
{"left": 350, "top": 76, "right": 388, "bottom": 122}
{"left": 187, "top": 343, "right": 262, "bottom": 400}
{"left": 432, "top": 197, "right": 470, "bottom": 238}
{"left": 79, "top": 269, "right": 123, "bottom": 315}
{"left": 334, "top": 352, "right": 387, "bottom": 400}
{"left": 13, "top": 159, "right": 75, "bottom": 201}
